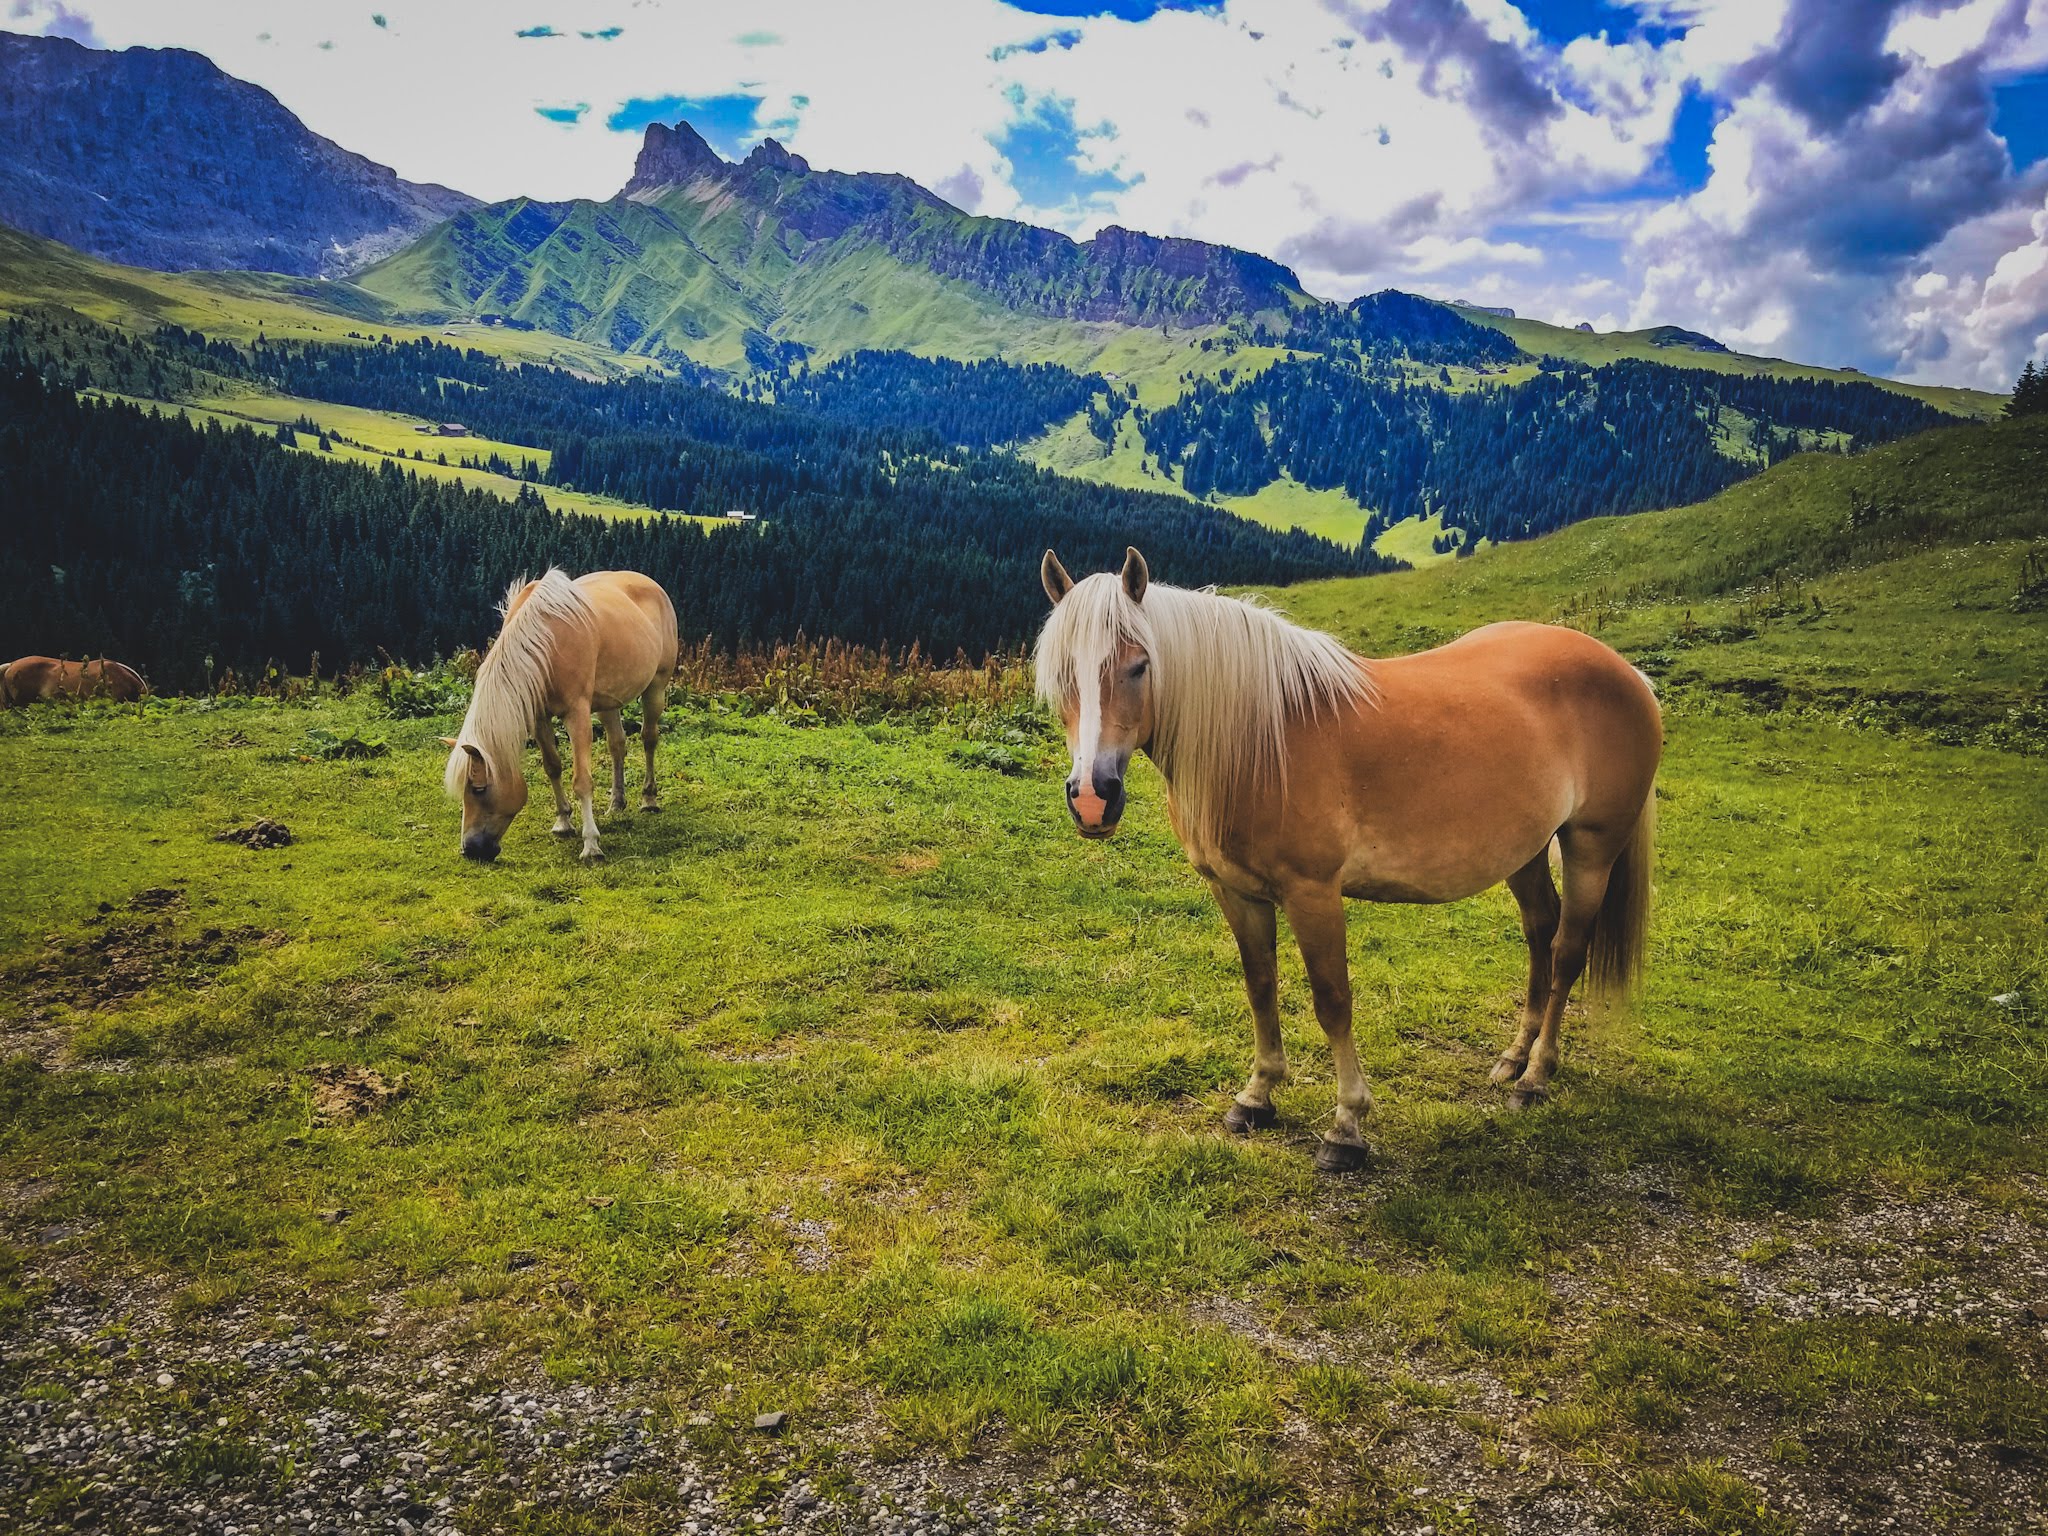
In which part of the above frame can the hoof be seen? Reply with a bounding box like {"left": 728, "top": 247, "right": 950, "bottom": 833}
{"left": 1489, "top": 1055, "right": 1526, "bottom": 1086}
{"left": 552, "top": 822, "right": 576, "bottom": 837}
{"left": 609, "top": 799, "right": 629, "bottom": 814}
{"left": 1507, "top": 1084, "right": 1551, "bottom": 1111}
{"left": 640, "top": 802, "right": 661, "bottom": 815}
{"left": 1313, "top": 1138, "right": 1372, "bottom": 1174}
{"left": 580, "top": 848, "right": 605, "bottom": 864}
{"left": 1223, "top": 1100, "right": 1277, "bottom": 1135}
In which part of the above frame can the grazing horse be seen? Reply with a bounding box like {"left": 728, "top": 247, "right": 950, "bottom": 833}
{"left": 1, "top": 656, "right": 146, "bottom": 706}
{"left": 442, "top": 568, "right": 677, "bottom": 863}
{"left": 1035, "top": 547, "right": 1661, "bottom": 1171}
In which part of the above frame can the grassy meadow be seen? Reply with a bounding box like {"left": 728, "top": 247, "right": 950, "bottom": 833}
{"left": 2, "top": 421, "right": 2045, "bottom": 1534}
{"left": 97, "top": 387, "right": 708, "bottom": 525}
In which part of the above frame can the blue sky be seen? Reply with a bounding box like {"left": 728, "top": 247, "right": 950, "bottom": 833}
{"left": 15, "top": 0, "right": 2048, "bottom": 389}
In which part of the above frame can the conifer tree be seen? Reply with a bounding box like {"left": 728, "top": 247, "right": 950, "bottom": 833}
{"left": 2010, "top": 359, "right": 2046, "bottom": 418}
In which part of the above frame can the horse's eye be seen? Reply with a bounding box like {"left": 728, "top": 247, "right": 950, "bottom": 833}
{"left": 1129, "top": 659, "right": 1149, "bottom": 680}
{"left": 468, "top": 783, "right": 487, "bottom": 798}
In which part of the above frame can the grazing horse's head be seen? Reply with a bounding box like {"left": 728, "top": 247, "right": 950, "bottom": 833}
{"left": 1036, "top": 547, "right": 1155, "bottom": 839}
{"left": 441, "top": 739, "right": 528, "bottom": 861}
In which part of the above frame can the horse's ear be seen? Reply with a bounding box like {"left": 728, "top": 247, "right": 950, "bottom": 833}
{"left": 1041, "top": 549, "right": 1074, "bottom": 606}
{"left": 1120, "top": 546, "right": 1149, "bottom": 604}
{"left": 461, "top": 743, "right": 489, "bottom": 788}
{"left": 437, "top": 736, "right": 459, "bottom": 749}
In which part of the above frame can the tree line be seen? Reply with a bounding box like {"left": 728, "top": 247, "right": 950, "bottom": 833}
{"left": 0, "top": 366, "right": 1386, "bottom": 690}
{"left": 1139, "top": 357, "right": 1950, "bottom": 542}
{"left": 762, "top": 350, "right": 1105, "bottom": 449}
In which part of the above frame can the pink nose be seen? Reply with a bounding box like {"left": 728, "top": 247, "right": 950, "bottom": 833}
{"left": 1072, "top": 790, "right": 1109, "bottom": 825}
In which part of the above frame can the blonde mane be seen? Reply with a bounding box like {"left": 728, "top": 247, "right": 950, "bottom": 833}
{"left": 1034, "top": 574, "right": 1375, "bottom": 848}
{"left": 445, "top": 569, "right": 594, "bottom": 795}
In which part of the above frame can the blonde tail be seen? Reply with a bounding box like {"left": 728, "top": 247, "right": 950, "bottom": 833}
{"left": 1588, "top": 789, "right": 1655, "bottom": 1001}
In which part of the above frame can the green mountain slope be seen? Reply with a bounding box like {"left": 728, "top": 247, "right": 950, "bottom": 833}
{"left": 0, "top": 220, "right": 661, "bottom": 376}
{"left": 1273, "top": 412, "right": 2048, "bottom": 743}
{"left": 355, "top": 124, "right": 1303, "bottom": 377}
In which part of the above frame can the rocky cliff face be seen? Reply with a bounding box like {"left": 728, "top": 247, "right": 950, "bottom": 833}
{"left": 616, "top": 123, "right": 1305, "bottom": 327}
{"left": 0, "top": 31, "right": 477, "bottom": 276}
{"left": 619, "top": 121, "right": 726, "bottom": 199}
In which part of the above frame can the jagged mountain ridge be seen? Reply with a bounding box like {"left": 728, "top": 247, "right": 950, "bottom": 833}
{"left": 0, "top": 30, "right": 477, "bottom": 277}
{"left": 353, "top": 122, "right": 1307, "bottom": 367}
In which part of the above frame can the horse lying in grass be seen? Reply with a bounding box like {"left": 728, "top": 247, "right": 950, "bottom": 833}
{"left": 443, "top": 569, "right": 678, "bottom": 863}
{"left": 1035, "top": 547, "right": 1661, "bottom": 1171}
{"left": 1, "top": 656, "right": 146, "bottom": 706}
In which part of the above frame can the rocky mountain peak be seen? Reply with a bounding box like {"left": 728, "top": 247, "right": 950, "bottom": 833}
{"left": 622, "top": 120, "right": 725, "bottom": 198}
{"left": 744, "top": 138, "right": 810, "bottom": 174}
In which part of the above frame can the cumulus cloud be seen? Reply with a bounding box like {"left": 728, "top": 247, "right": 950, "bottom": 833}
{"left": 8, "top": 0, "right": 2046, "bottom": 386}
{"left": 8, "top": 0, "right": 100, "bottom": 45}
{"left": 1617, "top": 0, "right": 2047, "bottom": 383}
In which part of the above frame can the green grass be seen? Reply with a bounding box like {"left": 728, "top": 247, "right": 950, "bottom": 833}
{"left": 3, "top": 420, "right": 2045, "bottom": 1528}
{"left": 1370, "top": 511, "right": 1463, "bottom": 566}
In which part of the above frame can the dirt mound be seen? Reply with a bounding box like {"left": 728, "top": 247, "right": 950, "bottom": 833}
{"left": 215, "top": 818, "right": 293, "bottom": 849}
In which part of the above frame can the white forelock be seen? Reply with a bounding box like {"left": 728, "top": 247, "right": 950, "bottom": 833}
{"left": 1034, "top": 572, "right": 1373, "bottom": 848}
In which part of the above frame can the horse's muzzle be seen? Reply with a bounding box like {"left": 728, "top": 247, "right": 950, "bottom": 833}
{"left": 1067, "top": 773, "right": 1125, "bottom": 838}
{"left": 461, "top": 833, "right": 500, "bottom": 863}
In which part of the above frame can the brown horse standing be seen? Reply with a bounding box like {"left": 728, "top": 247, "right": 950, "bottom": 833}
{"left": 1, "top": 656, "right": 146, "bottom": 705}
{"left": 442, "top": 568, "right": 678, "bottom": 863}
{"left": 1035, "top": 548, "right": 1661, "bottom": 1171}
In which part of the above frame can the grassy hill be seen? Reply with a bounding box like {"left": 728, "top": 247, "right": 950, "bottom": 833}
{"left": 1275, "top": 411, "right": 2047, "bottom": 744}
{"left": 2, "top": 419, "right": 2043, "bottom": 1532}
{"left": 0, "top": 221, "right": 659, "bottom": 377}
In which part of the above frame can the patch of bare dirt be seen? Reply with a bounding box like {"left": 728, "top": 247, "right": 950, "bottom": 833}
{"left": 4, "top": 919, "right": 280, "bottom": 1017}
{"left": 305, "top": 1064, "right": 406, "bottom": 1124}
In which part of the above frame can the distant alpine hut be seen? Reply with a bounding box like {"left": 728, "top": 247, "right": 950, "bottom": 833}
{"left": 437, "top": 423, "right": 469, "bottom": 437}
{"left": 723, "top": 509, "right": 760, "bottom": 522}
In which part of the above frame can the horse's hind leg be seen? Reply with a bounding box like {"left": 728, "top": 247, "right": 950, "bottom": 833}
{"left": 1510, "top": 830, "right": 1617, "bottom": 1108}
{"left": 535, "top": 715, "right": 574, "bottom": 835}
{"left": 1284, "top": 886, "right": 1374, "bottom": 1172}
{"left": 600, "top": 709, "right": 629, "bottom": 812}
{"left": 1214, "top": 882, "right": 1284, "bottom": 1134}
{"left": 638, "top": 682, "right": 664, "bottom": 812}
{"left": 1493, "top": 849, "right": 1561, "bottom": 1086}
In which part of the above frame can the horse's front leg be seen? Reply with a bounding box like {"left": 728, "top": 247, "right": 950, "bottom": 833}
{"left": 569, "top": 702, "right": 602, "bottom": 861}
{"left": 1283, "top": 886, "right": 1374, "bottom": 1172}
{"left": 535, "top": 714, "right": 574, "bottom": 835}
{"left": 1212, "top": 882, "right": 1284, "bottom": 1134}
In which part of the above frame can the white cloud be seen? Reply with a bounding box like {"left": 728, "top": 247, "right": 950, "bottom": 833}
{"left": 12, "top": 0, "right": 2048, "bottom": 387}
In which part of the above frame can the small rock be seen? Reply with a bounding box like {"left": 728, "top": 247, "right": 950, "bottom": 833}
{"left": 753, "top": 1410, "right": 788, "bottom": 1435}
